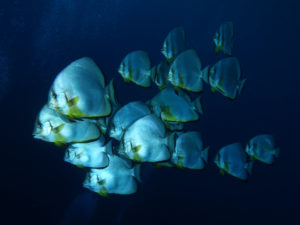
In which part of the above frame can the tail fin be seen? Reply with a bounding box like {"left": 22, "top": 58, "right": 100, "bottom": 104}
{"left": 238, "top": 78, "right": 246, "bottom": 95}
{"left": 201, "top": 66, "right": 210, "bottom": 83}
{"left": 166, "top": 132, "right": 176, "bottom": 153}
{"left": 97, "top": 118, "right": 107, "bottom": 134}
{"left": 105, "top": 140, "right": 113, "bottom": 155}
{"left": 134, "top": 164, "right": 142, "bottom": 182}
{"left": 150, "top": 66, "right": 156, "bottom": 83}
{"left": 201, "top": 147, "right": 209, "bottom": 163}
{"left": 106, "top": 79, "right": 119, "bottom": 106}
{"left": 193, "top": 96, "right": 203, "bottom": 115}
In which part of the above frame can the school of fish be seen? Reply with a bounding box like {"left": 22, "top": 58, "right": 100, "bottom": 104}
{"left": 33, "top": 22, "right": 279, "bottom": 196}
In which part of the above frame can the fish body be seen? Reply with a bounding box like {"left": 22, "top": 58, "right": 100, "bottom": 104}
{"left": 120, "top": 114, "right": 173, "bottom": 162}
{"left": 33, "top": 105, "right": 101, "bottom": 145}
{"left": 48, "top": 57, "right": 114, "bottom": 119}
{"left": 64, "top": 139, "right": 112, "bottom": 168}
{"left": 118, "top": 50, "right": 152, "bottom": 87}
{"left": 109, "top": 101, "right": 151, "bottom": 141}
{"left": 171, "top": 132, "right": 209, "bottom": 169}
{"left": 213, "top": 22, "right": 234, "bottom": 56}
{"left": 209, "top": 57, "right": 246, "bottom": 99}
{"left": 152, "top": 61, "right": 171, "bottom": 89}
{"left": 83, "top": 155, "right": 140, "bottom": 196}
{"left": 214, "top": 143, "right": 252, "bottom": 180}
{"left": 245, "top": 134, "right": 279, "bottom": 164}
{"left": 149, "top": 87, "right": 202, "bottom": 122}
{"left": 161, "top": 27, "right": 186, "bottom": 62}
{"left": 168, "top": 49, "right": 204, "bottom": 92}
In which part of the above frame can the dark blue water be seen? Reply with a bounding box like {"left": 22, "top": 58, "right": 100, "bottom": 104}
{"left": 1, "top": 0, "right": 299, "bottom": 224}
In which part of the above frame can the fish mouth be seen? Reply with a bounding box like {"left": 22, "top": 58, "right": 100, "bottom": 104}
{"left": 32, "top": 133, "right": 40, "bottom": 138}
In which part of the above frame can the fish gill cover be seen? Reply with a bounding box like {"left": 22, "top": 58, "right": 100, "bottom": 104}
{"left": 33, "top": 24, "right": 279, "bottom": 196}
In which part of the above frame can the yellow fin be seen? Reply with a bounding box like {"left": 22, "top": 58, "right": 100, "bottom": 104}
{"left": 133, "top": 153, "right": 142, "bottom": 162}
{"left": 67, "top": 96, "right": 79, "bottom": 107}
{"left": 132, "top": 145, "right": 142, "bottom": 153}
{"left": 176, "top": 156, "right": 184, "bottom": 169}
{"left": 76, "top": 164, "right": 84, "bottom": 169}
{"left": 54, "top": 140, "right": 66, "bottom": 147}
{"left": 53, "top": 124, "right": 65, "bottom": 133}
{"left": 224, "top": 161, "right": 231, "bottom": 172}
{"left": 178, "top": 74, "right": 185, "bottom": 88}
{"left": 97, "top": 179, "right": 106, "bottom": 186}
{"left": 154, "top": 163, "right": 162, "bottom": 169}
{"left": 98, "top": 187, "right": 108, "bottom": 197}
{"left": 54, "top": 133, "right": 67, "bottom": 146}
{"left": 220, "top": 168, "right": 225, "bottom": 175}
{"left": 124, "top": 77, "right": 131, "bottom": 83}
{"left": 162, "top": 106, "right": 178, "bottom": 122}
{"left": 68, "top": 105, "right": 85, "bottom": 118}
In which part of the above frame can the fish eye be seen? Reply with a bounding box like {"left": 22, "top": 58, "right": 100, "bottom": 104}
{"left": 36, "top": 118, "right": 42, "bottom": 129}
{"left": 51, "top": 89, "right": 57, "bottom": 100}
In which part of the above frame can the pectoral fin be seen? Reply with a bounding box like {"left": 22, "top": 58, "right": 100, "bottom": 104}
{"left": 53, "top": 124, "right": 65, "bottom": 133}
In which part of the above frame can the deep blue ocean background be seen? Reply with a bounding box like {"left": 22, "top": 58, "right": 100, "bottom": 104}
{"left": 1, "top": 0, "right": 299, "bottom": 224}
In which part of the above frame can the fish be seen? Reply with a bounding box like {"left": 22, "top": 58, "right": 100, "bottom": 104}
{"left": 64, "top": 138, "right": 113, "bottom": 168}
{"left": 118, "top": 50, "right": 152, "bottom": 87}
{"left": 214, "top": 143, "right": 252, "bottom": 180}
{"left": 209, "top": 57, "right": 246, "bottom": 99}
{"left": 119, "top": 114, "right": 174, "bottom": 163}
{"left": 168, "top": 49, "right": 206, "bottom": 92}
{"left": 213, "top": 22, "right": 234, "bottom": 56}
{"left": 161, "top": 27, "right": 186, "bottom": 62}
{"left": 109, "top": 101, "right": 151, "bottom": 141}
{"left": 148, "top": 87, "right": 202, "bottom": 122}
{"left": 48, "top": 57, "right": 116, "bottom": 119}
{"left": 171, "top": 132, "right": 209, "bottom": 169}
{"left": 33, "top": 105, "right": 101, "bottom": 146}
{"left": 151, "top": 61, "right": 171, "bottom": 89}
{"left": 83, "top": 155, "right": 141, "bottom": 196}
{"left": 245, "top": 134, "right": 279, "bottom": 164}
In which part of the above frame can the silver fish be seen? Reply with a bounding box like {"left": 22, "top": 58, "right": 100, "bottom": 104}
{"left": 171, "top": 132, "right": 209, "bottom": 169}
{"left": 214, "top": 143, "right": 252, "bottom": 180}
{"left": 120, "top": 114, "right": 174, "bottom": 162}
{"left": 209, "top": 57, "right": 246, "bottom": 99}
{"left": 83, "top": 155, "right": 141, "bottom": 196}
{"left": 161, "top": 27, "right": 186, "bottom": 62}
{"left": 245, "top": 134, "right": 279, "bottom": 164}
{"left": 118, "top": 50, "right": 152, "bottom": 87}
{"left": 168, "top": 49, "right": 206, "bottom": 92}
{"left": 48, "top": 57, "right": 116, "bottom": 119}
{"left": 213, "top": 22, "right": 234, "bottom": 56}
{"left": 64, "top": 138, "right": 112, "bottom": 168}
{"left": 149, "top": 87, "right": 202, "bottom": 122}
{"left": 33, "top": 105, "right": 101, "bottom": 146}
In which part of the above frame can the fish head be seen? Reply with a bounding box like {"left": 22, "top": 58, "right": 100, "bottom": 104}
{"left": 33, "top": 114, "right": 53, "bottom": 142}
{"left": 32, "top": 117, "right": 45, "bottom": 140}
{"left": 33, "top": 105, "right": 68, "bottom": 143}
{"left": 109, "top": 126, "right": 122, "bottom": 141}
{"left": 65, "top": 146, "right": 89, "bottom": 165}
{"left": 83, "top": 171, "right": 98, "bottom": 191}
{"left": 48, "top": 89, "right": 69, "bottom": 115}
{"left": 64, "top": 146, "right": 77, "bottom": 162}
